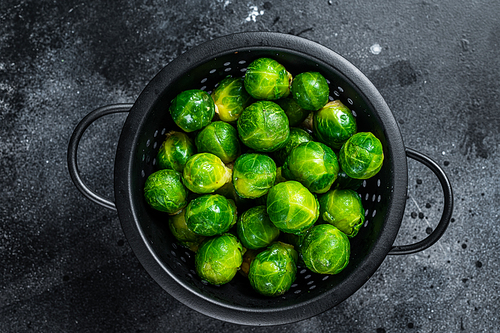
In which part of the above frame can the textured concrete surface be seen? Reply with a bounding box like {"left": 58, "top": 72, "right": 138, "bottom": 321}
{"left": 1, "top": 0, "right": 499, "bottom": 332}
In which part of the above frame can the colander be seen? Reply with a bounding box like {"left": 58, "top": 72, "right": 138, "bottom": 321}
{"left": 68, "top": 32, "right": 453, "bottom": 326}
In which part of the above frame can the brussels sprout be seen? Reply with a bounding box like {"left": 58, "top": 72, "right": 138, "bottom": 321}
{"left": 233, "top": 153, "right": 276, "bottom": 199}
{"left": 248, "top": 242, "right": 297, "bottom": 297}
{"left": 185, "top": 194, "right": 237, "bottom": 236}
{"left": 300, "top": 224, "right": 350, "bottom": 275}
{"left": 212, "top": 76, "right": 252, "bottom": 122}
{"left": 275, "top": 98, "right": 311, "bottom": 127}
{"left": 237, "top": 101, "right": 290, "bottom": 152}
{"left": 313, "top": 100, "right": 357, "bottom": 149}
{"left": 182, "top": 153, "right": 232, "bottom": 194}
{"left": 339, "top": 132, "right": 384, "bottom": 179}
{"left": 334, "top": 170, "right": 364, "bottom": 190}
{"left": 319, "top": 189, "right": 365, "bottom": 237}
{"left": 195, "top": 121, "right": 241, "bottom": 164}
{"left": 274, "top": 127, "right": 314, "bottom": 165}
{"left": 169, "top": 89, "right": 215, "bottom": 132}
{"left": 144, "top": 169, "right": 188, "bottom": 214}
{"left": 168, "top": 209, "right": 205, "bottom": 252}
{"left": 282, "top": 141, "right": 339, "bottom": 194}
{"left": 237, "top": 205, "right": 280, "bottom": 250}
{"left": 291, "top": 72, "right": 329, "bottom": 111}
{"left": 244, "top": 57, "right": 292, "bottom": 100}
{"left": 156, "top": 131, "right": 196, "bottom": 172}
{"left": 266, "top": 181, "right": 319, "bottom": 235}
{"left": 195, "top": 234, "right": 244, "bottom": 285}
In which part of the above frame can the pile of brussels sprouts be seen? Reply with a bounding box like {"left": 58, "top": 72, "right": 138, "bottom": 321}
{"left": 144, "top": 57, "right": 384, "bottom": 297}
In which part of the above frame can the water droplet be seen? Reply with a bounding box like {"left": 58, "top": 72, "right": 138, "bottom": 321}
{"left": 370, "top": 43, "right": 382, "bottom": 55}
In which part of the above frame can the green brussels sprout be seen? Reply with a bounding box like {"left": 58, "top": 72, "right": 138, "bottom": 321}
{"left": 212, "top": 77, "right": 252, "bottom": 122}
{"left": 291, "top": 72, "right": 329, "bottom": 111}
{"left": 266, "top": 181, "right": 319, "bottom": 235}
{"left": 237, "top": 101, "right": 290, "bottom": 152}
{"left": 185, "top": 194, "right": 237, "bottom": 236}
{"left": 156, "top": 131, "right": 196, "bottom": 172}
{"left": 319, "top": 189, "right": 365, "bottom": 237}
{"left": 237, "top": 205, "right": 280, "bottom": 250}
{"left": 168, "top": 209, "right": 205, "bottom": 252}
{"left": 275, "top": 98, "right": 311, "bottom": 127}
{"left": 182, "top": 153, "right": 232, "bottom": 194}
{"left": 300, "top": 224, "right": 350, "bottom": 275}
{"left": 169, "top": 89, "right": 215, "bottom": 132}
{"left": 248, "top": 242, "right": 297, "bottom": 297}
{"left": 195, "top": 121, "right": 241, "bottom": 164}
{"left": 282, "top": 141, "right": 339, "bottom": 194}
{"left": 244, "top": 57, "right": 292, "bottom": 100}
{"left": 233, "top": 153, "right": 277, "bottom": 199}
{"left": 334, "top": 170, "right": 364, "bottom": 190}
{"left": 144, "top": 169, "right": 188, "bottom": 214}
{"left": 195, "top": 234, "right": 244, "bottom": 285}
{"left": 274, "top": 127, "right": 314, "bottom": 165}
{"left": 313, "top": 100, "right": 357, "bottom": 149}
{"left": 339, "top": 132, "right": 384, "bottom": 179}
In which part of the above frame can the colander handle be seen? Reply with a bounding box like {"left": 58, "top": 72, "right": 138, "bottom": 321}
{"left": 388, "top": 147, "right": 454, "bottom": 255}
{"left": 67, "top": 104, "right": 134, "bottom": 211}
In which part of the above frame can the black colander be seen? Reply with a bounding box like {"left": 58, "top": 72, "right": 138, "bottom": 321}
{"left": 68, "top": 32, "right": 453, "bottom": 326}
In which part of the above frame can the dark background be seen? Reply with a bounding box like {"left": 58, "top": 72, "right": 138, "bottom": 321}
{"left": 1, "top": 0, "right": 499, "bottom": 332}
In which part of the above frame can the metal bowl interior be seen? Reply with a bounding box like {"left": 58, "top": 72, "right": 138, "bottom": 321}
{"left": 114, "top": 32, "right": 408, "bottom": 325}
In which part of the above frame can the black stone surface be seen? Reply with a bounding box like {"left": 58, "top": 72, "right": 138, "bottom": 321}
{"left": 1, "top": 0, "right": 499, "bottom": 332}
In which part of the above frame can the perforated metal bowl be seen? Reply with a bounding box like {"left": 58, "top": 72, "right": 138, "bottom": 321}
{"left": 68, "top": 32, "right": 453, "bottom": 326}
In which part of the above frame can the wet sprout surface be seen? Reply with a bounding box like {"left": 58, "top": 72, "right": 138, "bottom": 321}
{"left": 157, "top": 131, "right": 196, "bottom": 172}
{"left": 339, "top": 132, "right": 384, "bottom": 179}
{"left": 244, "top": 57, "right": 292, "bottom": 100}
{"left": 143, "top": 57, "right": 384, "bottom": 297}
{"left": 144, "top": 169, "right": 188, "bottom": 214}
{"left": 233, "top": 153, "right": 277, "bottom": 199}
{"left": 282, "top": 141, "right": 339, "bottom": 194}
{"left": 195, "top": 121, "right": 241, "bottom": 164}
{"left": 237, "top": 100, "right": 290, "bottom": 152}
{"left": 169, "top": 89, "right": 215, "bottom": 132}
{"left": 212, "top": 76, "right": 252, "bottom": 122}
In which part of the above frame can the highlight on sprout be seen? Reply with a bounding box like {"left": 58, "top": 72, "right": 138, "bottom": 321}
{"left": 339, "top": 132, "right": 384, "bottom": 179}
{"left": 237, "top": 205, "right": 280, "bottom": 250}
{"left": 157, "top": 131, "right": 196, "bottom": 172}
{"left": 248, "top": 242, "right": 297, "bottom": 297}
{"left": 300, "top": 224, "right": 350, "bottom": 275}
{"left": 291, "top": 71, "right": 330, "bottom": 111}
{"left": 266, "top": 181, "right": 319, "bottom": 235}
{"left": 233, "top": 153, "right": 277, "bottom": 199}
{"left": 237, "top": 101, "right": 290, "bottom": 152}
{"left": 182, "top": 153, "right": 232, "bottom": 194}
{"left": 195, "top": 121, "right": 241, "bottom": 164}
{"left": 212, "top": 76, "right": 252, "bottom": 122}
{"left": 313, "top": 100, "right": 357, "bottom": 149}
{"left": 144, "top": 169, "right": 188, "bottom": 214}
{"left": 185, "top": 194, "right": 237, "bottom": 236}
{"left": 195, "top": 234, "right": 244, "bottom": 285}
{"left": 282, "top": 141, "right": 339, "bottom": 194}
{"left": 169, "top": 89, "right": 215, "bottom": 132}
{"left": 319, "top": 189, "right": 365, "bottom": 238}
{"left": 244, "top": 57, "right": 292, "bottom": 100}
